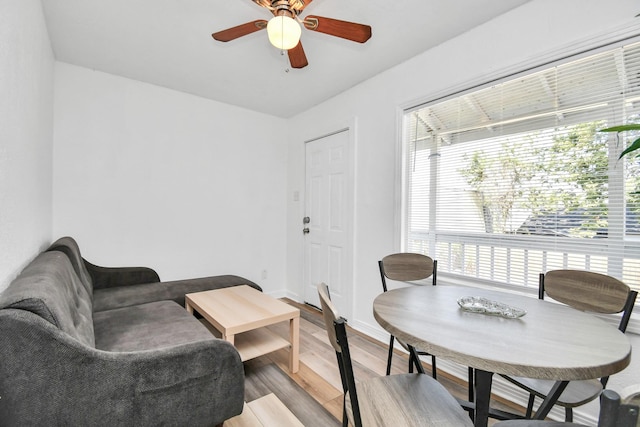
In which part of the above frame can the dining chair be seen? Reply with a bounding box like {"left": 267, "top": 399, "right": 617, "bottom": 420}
{"left": 378, "top": 253, "right": 437, "bottom": 377}
{"left": 500, "top": 270, "right": 638, "bottom": 422}
{"left": 316, "top": 282, "right": 473, "bottom": 427}
{"left": 621, "top": 384, "right": 640, "bottom": 427}
{"left": 495, "top": 389, "right": 639, "bottom": 427}
{"left": 378, "top": 253, "right": 476, "bottom": 405}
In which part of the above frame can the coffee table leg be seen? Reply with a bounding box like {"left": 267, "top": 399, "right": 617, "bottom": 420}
{"left": 222, "top": 333, "right": 235, "bottom": 346}
{"left": 289, "top": 316, "right": 300, "bottom": 373}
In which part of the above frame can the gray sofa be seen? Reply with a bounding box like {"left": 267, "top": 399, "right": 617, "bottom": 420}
{"left": 0, "top": 236, "right": 262, "bottom": 426}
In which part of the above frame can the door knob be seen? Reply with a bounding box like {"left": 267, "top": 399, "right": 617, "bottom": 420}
{"left": 303, "top": 216, "right": 310, "bottom": 224}
{"left": 303, "top": 228, "right": 310, "bottom": 234}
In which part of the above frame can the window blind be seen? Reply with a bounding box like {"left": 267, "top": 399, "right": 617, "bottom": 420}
{"left": 403, "top": 41, "right": 640, "bottom": 296}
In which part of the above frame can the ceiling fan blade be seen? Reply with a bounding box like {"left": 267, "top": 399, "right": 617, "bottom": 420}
{"left": 303, "top": 15, "right": 371, "bottom": 43}
{"left": 288, "top": 42, "right": 308, "bottom": 69}
{"left": 212, "top": 20, "right": 267, "bottom": 42}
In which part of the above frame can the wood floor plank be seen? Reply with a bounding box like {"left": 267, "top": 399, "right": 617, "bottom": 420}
{"left": 323, "top": 395, "right": 345, "bottom": 422}
{"left": 248, "top": 393, "right": 304, "bottom": 427}
{"left": 224, "top": 403, "right": 263, "bottom": 427}
{"left": 243, "top": 360, "right": 340, "bottom": 427}
{"left": 299, "top": 350, "right": 344, "bottom": 392}
{"left": 266, "top": 350, "right": 343, "bottom": 405}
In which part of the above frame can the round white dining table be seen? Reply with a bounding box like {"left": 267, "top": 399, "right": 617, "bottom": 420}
{"left": 373, "top": 285, "right": 631, "bottom": 427}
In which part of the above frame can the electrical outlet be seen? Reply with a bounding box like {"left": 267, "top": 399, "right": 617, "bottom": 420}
{"left": 261, "top": 270, "right": 268, "bottom": 280}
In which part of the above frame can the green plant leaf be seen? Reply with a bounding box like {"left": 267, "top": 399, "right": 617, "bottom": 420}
{"left": 600, "top": 124, "right": 640, "bottom": 132}
{"left": 619, "top": 137, "right": 640, "bottom": 159}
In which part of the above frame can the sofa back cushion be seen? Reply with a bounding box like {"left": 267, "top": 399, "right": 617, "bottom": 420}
{"left": 47, "top": 236, "right": 93, "bottom": 298}
{"left": 0, "top": 251, "right": 95, "bottom": 347}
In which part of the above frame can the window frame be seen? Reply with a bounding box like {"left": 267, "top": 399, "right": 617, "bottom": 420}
{"left": 396, "top": 29, "right": 640, "bottom": 333}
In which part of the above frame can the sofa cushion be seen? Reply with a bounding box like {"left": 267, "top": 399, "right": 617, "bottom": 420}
{"left": 47, "top": 236, "right": 93, "bottom": 298}
{"left": 93, "top": 300, "right": 215, "bottom": 352}
{"left": 0, "top": 252, "right": 95, "bottom": 347}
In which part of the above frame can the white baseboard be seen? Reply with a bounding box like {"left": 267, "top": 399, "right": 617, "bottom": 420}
{"left": 265, "top": 288, "right": 298, "bottom": 300}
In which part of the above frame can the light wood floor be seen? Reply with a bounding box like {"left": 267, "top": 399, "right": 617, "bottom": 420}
{"left": 238, "top": 298, "right": 525, "bottom": 426}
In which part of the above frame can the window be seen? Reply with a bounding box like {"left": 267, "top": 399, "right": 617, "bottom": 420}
{"left": 402, "top": 41, "right": 640, "bottom": 298}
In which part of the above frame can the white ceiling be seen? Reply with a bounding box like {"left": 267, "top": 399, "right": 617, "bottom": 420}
{"left": 41, "top": 0, "right": 530, "bottom": 118}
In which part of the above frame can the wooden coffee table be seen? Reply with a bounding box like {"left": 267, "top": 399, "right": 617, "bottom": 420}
{"left": 185, "top": 285, "right": 300, "bottom": 373}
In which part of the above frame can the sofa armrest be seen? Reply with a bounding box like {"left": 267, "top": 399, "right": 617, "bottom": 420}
{"left": 0, "top": 310, "right": 244, "bottom": 427}
{"left": 84, "top": 258, "right": 161, "bottom": 290}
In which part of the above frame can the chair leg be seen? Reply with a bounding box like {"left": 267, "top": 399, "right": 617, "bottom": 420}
{"left": 565, "top": 407, "right": 573, "bottom": 422}
{"left": 386, "top": 335, "right": 395, "bottom": 375}
{"left": 468, "top": 367, "right": 474, "bottom": 403}
{"left": 408, "top": 346, "right": 426, "bottom": 375}
{"left": 467, "top": 367, "right": 475, "bottom": 421}
{"left": 526, "top": 394, "right": 535, "bottom": 418}
{"left": 342, "top": 403, "right": 348, "bottom": 427}
{"left": 431, "top": 355, "right": 437, "bottom": 379}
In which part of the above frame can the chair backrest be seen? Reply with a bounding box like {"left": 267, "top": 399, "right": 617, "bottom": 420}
{"left": 317, "top": 282, "right": 363, "bottom": 427}
{"left": 540, "top": 270, "right": 637, "bottom": 389}
{"left": 540, "top": 270, "right": 637, "bottom": 332}
{"left": 317, "top": 282, "right": 342, "bottom": 354}
{"left": 599, "top": 389, "right": 640, "bottom": 427}
{"left": 621, "top": 385, "right": 640, "bottom": 427}
{"left": 378, "top": 253, "right": 437, "bottom": 292}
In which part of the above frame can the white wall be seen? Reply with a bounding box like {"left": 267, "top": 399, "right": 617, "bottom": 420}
{"left": 286, "top": 0, "right": 640, "bottom": 422}
{"left": 0, "top": 0, "right": 54, "bottom": 290}
{"left": 53, "top": 63, "right": 288, "bottom": 293}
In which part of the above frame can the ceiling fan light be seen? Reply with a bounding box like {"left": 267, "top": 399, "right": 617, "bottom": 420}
{"left": 267, "top": 16, "right": 301, "bottom": 50}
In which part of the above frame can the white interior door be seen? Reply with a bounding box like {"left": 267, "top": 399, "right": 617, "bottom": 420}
{"left": 303, "top": 129, "right": 351, "bottom": 318}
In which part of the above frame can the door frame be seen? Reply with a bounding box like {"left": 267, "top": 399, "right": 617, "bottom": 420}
{"left": 302, "top": 118, "right": 356, "bottom": 321}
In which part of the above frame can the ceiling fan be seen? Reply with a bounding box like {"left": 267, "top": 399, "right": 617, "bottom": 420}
{"left": 212, "top": 0, "right": 372, "bottom": 69}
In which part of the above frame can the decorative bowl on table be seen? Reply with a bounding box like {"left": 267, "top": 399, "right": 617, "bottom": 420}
{"left": 457, "top": 296, "right": 526, "bottom": 319}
